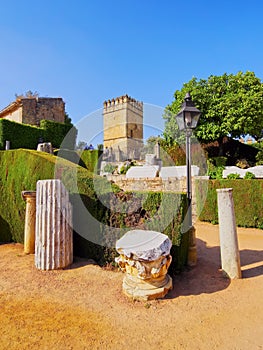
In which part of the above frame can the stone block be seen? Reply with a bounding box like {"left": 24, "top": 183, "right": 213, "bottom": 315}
{"left": 37, "top": 142, "right": 53, "bottom": 154}
{"left": 126, "top": 165, "right": 159, "bottom": 179}
{"left": 159, "top": 165, "right": 200, "bottom": 179}
{"left": 246, "top": 166, "right": 263, "bottom": 178}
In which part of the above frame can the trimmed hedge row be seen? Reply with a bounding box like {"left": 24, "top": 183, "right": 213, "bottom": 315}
{"left": 0, "top": 149, "right": 190, "bottom": 271}
{"left": 0, "top": 119, "right": 77, "bottom": 150}
{"left": 53, "top": 149, "right": 103, "bottom": 174}
{"left": 78, "top": 150, "right": 103, "bottom": 174}
{"left": 40, "top": 120, "right": 77, "bottom": 149}
{"left": 196, "top": 178, "right": 263, "bottom": 229}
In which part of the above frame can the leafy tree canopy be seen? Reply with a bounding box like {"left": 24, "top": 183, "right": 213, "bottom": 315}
{"left": 164, "top": 71, "right": 263, "bottom": 144}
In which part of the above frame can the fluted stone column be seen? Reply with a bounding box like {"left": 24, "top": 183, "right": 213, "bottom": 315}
{"left": 116, "top": 230, "right": 173, "bottom": 301}
{"left": 35, "top": 179, "right": 73, "bottom": 270}
{"left": 217, "top": 188, "right": 242, "bottom": 279}
{"left": 21, "top": 191, "right": 36, "bottom": 254}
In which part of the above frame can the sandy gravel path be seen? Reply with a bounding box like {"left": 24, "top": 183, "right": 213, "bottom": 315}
{"left": 0, "top": 221, "right": 263, "bottom": 349}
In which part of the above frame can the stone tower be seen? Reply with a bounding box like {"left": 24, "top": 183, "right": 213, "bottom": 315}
{"left": 103, "top": 95, "right": 143, "bottom": 161}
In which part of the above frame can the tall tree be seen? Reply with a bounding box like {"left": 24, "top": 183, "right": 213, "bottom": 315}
{"left": 164, "top": 71, "right": 263, "bottom": 153}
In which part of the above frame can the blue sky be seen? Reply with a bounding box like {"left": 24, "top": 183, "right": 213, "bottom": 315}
{"left": 1, "top": 0, "right": 263, "bottom": 145}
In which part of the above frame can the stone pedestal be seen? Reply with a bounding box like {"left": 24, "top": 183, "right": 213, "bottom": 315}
{"left": 216, "top": 188, "right": 242, "bottom": 279}
{"left": 116, "top": 230, "right": 173, "bottom": 301}
{"left": 35, "top": 179, "right": 73, "bottom": 270}
{"left": 21, "top": 191, "right": 36, "bottom": 254}
{"left": 37, "top": 142, "right": 53, "bottom": 154}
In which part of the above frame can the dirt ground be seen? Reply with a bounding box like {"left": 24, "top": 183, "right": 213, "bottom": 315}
{"left": 1, "top": 221, "right": 263, "bottom": 350}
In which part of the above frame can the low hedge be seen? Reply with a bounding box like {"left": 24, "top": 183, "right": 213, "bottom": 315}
{"left": 53, "top": 149, "right": 103, "bottom": 174}
{"left": 40, "top": 120, "right": 77, "bottom": 149}
{"left": 0, "top": 149, "right": 190, "bottom": 272}
{"left": 196, "top": 178, "right": 263, "bottom": 229}
{"left": 78, "top": 150, "right": 103, "bottom": 173}
{"left": 73, "top": 190, "right": 189, "bottom": 271}
{"left": 0, "top": 119, "right": 40, "bottom": 150}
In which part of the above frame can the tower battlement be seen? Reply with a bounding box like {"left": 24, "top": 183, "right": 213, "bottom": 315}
{"left": 103, "top": 94, "right": 143, "bottom": 161}
{"left": 103, "top": 94, "right": 143, "bottom": 112}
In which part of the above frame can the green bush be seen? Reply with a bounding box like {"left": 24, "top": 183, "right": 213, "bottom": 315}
{"left": 196, "top": 178, "right": 263, "bottom": 229}
{"left": 244, "top": 172, "right": 256, "bottom": 179}
{"left": 78, "top": 150, "right": 103, "bottom": 173}
{"left": 40, "top": 120, "right": 77, "bottom": 149}
{"left": 256, "top": 149, "right": 263, "bottom": 165}
{"left": 0, "top": 118, "right": 77, "bottom": 151}
{"left": 103, "top": 163, "right": 117, "bottom": 174}
{"left": 0, "top": 119, "right": 40, "bottom": 150}
{"left": 0, "top": 149, "right": 190, "bottom": 271}
{"left": 53, "top": 149, "right": 87, "bottom": 168}
{"left": 227, "top": 173, "right": 241, "bottom": 179}
{"left": 213, "top": 156, "right": 227, "bottom": 167}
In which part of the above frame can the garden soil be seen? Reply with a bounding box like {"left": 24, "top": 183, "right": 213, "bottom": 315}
{"left": 1, "top": 221, "right": 263, "bottom": 350}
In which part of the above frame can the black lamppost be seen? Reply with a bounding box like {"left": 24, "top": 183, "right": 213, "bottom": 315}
{"left": 176, "top": 92, "right": 201, "bottom": 230}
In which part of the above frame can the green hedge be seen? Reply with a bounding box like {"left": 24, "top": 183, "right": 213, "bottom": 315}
{"left": 0, "top": 149, "right": 190, "bottom": 271}
{"left": 78, "top": 150, "right": 103, "bottom": 173}
{"left": 53, "top": 149, "right": 87, "bottom": 168}
{"left": 0, "top": 119, "right": 77, "bottom": 150}
{"left": 53, "top": 149, "right": 103, "bottom": 173}
{"left": 0, "top": 119, "right": 40, "bottom": 150}
{"left": 73, "top": 190, "right": 189, "bottom": 271}
{"left": 196, "top": 179, "right": 263, "bottom": 229}
{"left": 40, "top": 120, "right": 77, "bottom": 149}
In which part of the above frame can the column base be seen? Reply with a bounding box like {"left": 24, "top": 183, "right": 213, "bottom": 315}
{"left": 123, "top": 274, "right": 173, "bottom": 301}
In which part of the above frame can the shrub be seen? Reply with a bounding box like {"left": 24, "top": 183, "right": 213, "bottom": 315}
{"left": 227, "top": 173, "right": 241, "bottom": 179}
{"left": 256, "top": 149, "right": 263, "bottom": 165}
{"left": 244, "top": 171, "right": 256, "bottom": 179}
{"left": 207, "top": 159, "right": 224, "bottom": 179}
{"left": 78, "top": 150, "right": 103, "bottom": 173}
{"left": 103, "top": 163, "right": 117, "bottom": 174}
{"left": 0, "top": 118, "right": 77, "bottom": 151}
{"left": 40, "top": 120, "right": 77, "bottom": 149}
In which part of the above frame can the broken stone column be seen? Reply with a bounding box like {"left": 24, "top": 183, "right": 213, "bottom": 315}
{"left": 35, "top": 179, "right": 73, "bottom": 270}
{"left": 216, "top": 188, "right": 242, "bottom": 279}
{"left": 21, "top": 191, "right": 36, "bottom": 254}
{"left": 115, "top": 230, "right": 173, "bottom": 301}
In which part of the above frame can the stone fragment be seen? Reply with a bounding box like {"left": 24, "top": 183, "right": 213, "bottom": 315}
{"left": 116, "top": 229, "right": 172, "bottom": 260}
{"left": 126, "top": 165, "right": 159, "bottom": 178}
{"left": 116, "top": 230, "right": 173, "bottom": 300}
{"left": 37, "top": 142, "right": 53, "bottom": 154}
{"left": 35, "top": 179, "right": 73, "bottom": 270}
{"left": 160, "top": 165, "right": 200, "bottom": 179}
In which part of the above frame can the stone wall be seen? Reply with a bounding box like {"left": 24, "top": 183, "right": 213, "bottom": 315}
{"left": 0, "top": 97, "right": 65, "bottom": 126}
{"left": 22, "top": 97, "right": 65, "bottom": 126}
{"left": 107, "top": 175, "right": 186, "bottom": 192}
{"left": 106, "top": 175, "right": 209, "bottom": 221}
